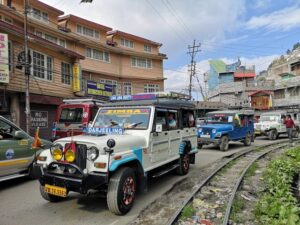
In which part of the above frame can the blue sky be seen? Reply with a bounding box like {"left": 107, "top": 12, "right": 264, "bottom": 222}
{"left": 41, "top": 0, "right": 300, "bottom": 99}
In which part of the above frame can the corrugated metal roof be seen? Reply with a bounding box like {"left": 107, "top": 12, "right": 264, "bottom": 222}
{"left": 209, "top": 60, "right": 226, "bottom": 73}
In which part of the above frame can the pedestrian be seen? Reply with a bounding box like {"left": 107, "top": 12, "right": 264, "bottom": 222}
{"left": 284, "top": 115, "right": 295, "bottom": 143}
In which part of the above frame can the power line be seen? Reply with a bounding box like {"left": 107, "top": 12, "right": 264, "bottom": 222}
{"left": 187, "top": 40, "right": 201, "bottom": 99}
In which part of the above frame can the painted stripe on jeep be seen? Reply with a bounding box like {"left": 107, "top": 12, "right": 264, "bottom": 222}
{"left": 0, "top": 159, "right": 29, "bottom": 167}
{"left": 109, "top": 155, "right": 137, "bottom": 172}
{"left": 132, "top": 147, "right": 143, "bottom": 165}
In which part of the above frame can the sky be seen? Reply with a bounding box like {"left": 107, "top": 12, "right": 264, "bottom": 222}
{"left": 41, "top": 0, "right": 300, "bottom": 100}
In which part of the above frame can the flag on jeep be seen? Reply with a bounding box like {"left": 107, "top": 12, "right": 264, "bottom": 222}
{"left": 32, "top": 127, "right": 42, "bottom": 149}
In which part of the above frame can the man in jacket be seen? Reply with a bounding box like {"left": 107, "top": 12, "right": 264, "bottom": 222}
{"left": 284, "top": 115, "right": 295, "bottom": 143}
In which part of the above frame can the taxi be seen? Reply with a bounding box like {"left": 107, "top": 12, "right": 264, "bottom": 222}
{"left": 34, "top": 92, "right": 198, "bottom": 215}
{"left": 0, "top": 116, "right": 51, "bottom": 182}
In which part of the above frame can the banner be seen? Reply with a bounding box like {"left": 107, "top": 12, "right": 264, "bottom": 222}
{"left": 87, "top": 80, "right": 113, "bottom": 98}
{"left": 0, "top": 33, "right": 9, "bottom": 84}
{"left": 72, "top": 63, "right": 81, "bottom": 92}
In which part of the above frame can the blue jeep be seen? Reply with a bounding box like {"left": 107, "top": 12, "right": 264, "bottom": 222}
{"left": 197, "top": 110, "right": 255, "bottom": 151}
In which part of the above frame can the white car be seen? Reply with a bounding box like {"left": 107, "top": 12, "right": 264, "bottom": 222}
{"left": 34, "top": 93, "right": 198, "bottom": 215}
{"left": 254, "top": 110, "right": 299, "bottom": 140}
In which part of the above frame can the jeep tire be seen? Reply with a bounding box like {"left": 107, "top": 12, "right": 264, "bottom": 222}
{"left": 107, "top": 167, "right": 136, "bottom": 215}
{"left": 219, "top": 136, "right": 229, "bottom": 151}
{"left": 176, "top": 153, "right": 190, "bottom": 175}
{"left": 39, "top": 184, "right": 66, "bottom": 202}
{"left": 268, "top": 130, "right": 277, "bottom": 140}
{"left": 244, "top": 133, "right": 252, "bottom": 146}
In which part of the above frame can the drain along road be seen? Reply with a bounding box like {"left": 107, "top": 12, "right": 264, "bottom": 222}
{"left": 0, "top": 137, "right": 287, "bottom": 225}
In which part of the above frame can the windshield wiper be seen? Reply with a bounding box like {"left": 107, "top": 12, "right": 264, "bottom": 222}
{"left": 126, "top": 122, "right": 143, "bottom": 128}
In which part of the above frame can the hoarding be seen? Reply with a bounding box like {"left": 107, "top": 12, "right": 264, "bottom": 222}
{"left": 0, "top": 33, "right": 9, "bottom": 84}
{"left": 87, "top": 80, "right": 113, "bottom": 98}
{"left": 72, "top": 63, "right": 81, "bottom": 92}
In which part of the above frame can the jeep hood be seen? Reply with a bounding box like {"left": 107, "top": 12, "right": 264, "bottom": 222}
{"left": 200, "top": 124, "right": 234, "bottom": 132}
{"left": 54, "top": 134, "right": 147, "bottom": 152}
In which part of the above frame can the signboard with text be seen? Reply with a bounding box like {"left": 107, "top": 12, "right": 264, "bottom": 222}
{"left": 0, "top": 33, "right": 9, "bottom": 84}
{"left": 31, "top": 111, "right": 48, "bottom": 128}
{"left": 72, "top": 63, "right": 81, "bottom": 92}
{"left": 87, "top": 80, "right": 113, "bottom": 99}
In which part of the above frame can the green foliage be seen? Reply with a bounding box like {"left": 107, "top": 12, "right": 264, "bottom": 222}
{"left": 245, "top": 162, "right": 258, "bottom": 178}
{"left": 255, "top": 146, "right": 300, "bottom": 224}
{"left": 231, "top": 195, "right": 245, "bottom": 223}
{"left": 180, "top": 204, "right": 195, "bottom": 220}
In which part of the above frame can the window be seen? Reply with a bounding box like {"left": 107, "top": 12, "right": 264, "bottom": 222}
{"left": 274, "top": 89, "right": 285, "bottom": 99}
{"left": 86, "top": 47, "right": 110, "bottom": 62}
{"left": 31, "top": 50, "right": 53, "bottom": 80}
{"left": 100, "top": 79, "right": 120, "bottom": 95}
{"left": 76, "top": 24, "right": 100, "bottom": 39}
{"left": 121, "top": 38, "right": 134, "bottom": 48}
{"left": 288, "top": 87, "right": 300, "bottom": 97}
{"left": 123, "top": 82, "right": 132, "bottom": 95}
{"left": 167, "top": 111, "right": 178, "bottom": 130}
{"left": 144, "top": 84, "right": 159, "bottom": 93}
{"left": 29, "top": 7, "right": 48, "bottom": 23}
{"left": 132, "top": 57, "right": 152, "bottom": 69}
{"left": 61, "top": 62, "right": 71, "bottom": 85}
{"left": 0, "top": 14, "right": 13, "bottom": 24}
{"left": 59, "top": 108, "right": 83, "bottom": 123}
{"left": 35, "top": 31, "right": 66, "bottom": 48}
{"left": 144, "top": 44, "right": 152, "bottom": 52}
{"left": 155, "top": 110, "right": 168, "bottom": 131}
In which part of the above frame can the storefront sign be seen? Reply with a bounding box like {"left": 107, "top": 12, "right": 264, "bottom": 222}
{"left": 87, "top": 81, "right": 113, "bottom": 98}
{"left": 72, "top": 63, "right": 81, "bottom": 92}
{"left": 31, "top": 111, "right": 48, "bottom": 128}
{"left": 0, "top": 33, "right": 9, "bottom": 84}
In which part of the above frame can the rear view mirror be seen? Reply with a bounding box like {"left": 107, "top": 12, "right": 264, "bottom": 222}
{"left": 156, "top": 124, "right": 162, "bottom": 133}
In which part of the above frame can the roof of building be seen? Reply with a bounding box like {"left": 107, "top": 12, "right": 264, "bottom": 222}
{"left": 58, "top": 14, "right": 112, "bottom": 31}
{"left": 209, "top": 60, "right": 226, "bottom": 73}
{"left": 33, "top": 0, "right": 64, "bottom": 15}
{"left": 234, "top": 71, "right": 256, "bottom": 78}
{"left": 0, "top": 20, "right": 84, "bottom": 59}
{"left": 107, "top": 30, "right": 162, "bottom": 47}
{"left": 248, "top": 90, "right": 273, "bottom": 96}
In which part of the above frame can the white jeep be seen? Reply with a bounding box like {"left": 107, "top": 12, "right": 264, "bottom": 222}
{"left": 254, "top": 111, "right": 299, "bottom": 140}
{"left": 34, "top": 94, "right": 198, "bottom": 215}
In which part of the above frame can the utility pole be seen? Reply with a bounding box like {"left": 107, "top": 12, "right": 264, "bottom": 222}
{"left": 24, "top": 0, "right": 31, "bottom": 133}
{"left": 187, "top": 40, "right": 201, "bottom": 100}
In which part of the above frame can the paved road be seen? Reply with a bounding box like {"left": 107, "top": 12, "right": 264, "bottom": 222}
{"left": 0, "top": 136, "right": 288, "bottom": 225}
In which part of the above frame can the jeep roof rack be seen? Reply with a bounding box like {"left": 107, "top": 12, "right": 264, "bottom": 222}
{"left": 62, "top": 98, "right": 105, "bottom": 105}
{"left": 109, "top": 92, "right": 190, "bottom": 102}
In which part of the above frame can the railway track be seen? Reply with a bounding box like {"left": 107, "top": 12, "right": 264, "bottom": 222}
{"left": 166, "top": 141, "right": 299, "bottom": 225}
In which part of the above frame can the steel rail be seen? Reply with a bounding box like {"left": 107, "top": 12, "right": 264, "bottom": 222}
{"left": 166, "top": 140, "right": 297, "bottom": 225}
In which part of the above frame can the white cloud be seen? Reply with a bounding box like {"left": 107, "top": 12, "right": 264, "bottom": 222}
{"left": 41, "top": 0, "right": 246, "bottom": 57}
{"left": 164, "top": 54, "right": 278, "bottom": 100}
{"left": 246, "top": 6, "right": 300, "bottom": 31}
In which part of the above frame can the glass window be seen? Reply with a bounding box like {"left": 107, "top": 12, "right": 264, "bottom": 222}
{"left": 155, "top": 110, "right": 168, "bottom": 131}
{"left": 29, "top": 7, "right": 48, "bottom": 22}
{"left": 0, "top": 120, "right": 18, "bottom": 140}
{"left": 59, "top": 108, "right": 83, "bottom": 123}
{"left": 121, "top": 38, "right": 134, "bottom": 48}
{"left": 76, "top": 24, "right": 99, "bottom": 39}
{"left": 131, "top": 57, "right": 152, "bottom": 69}
{"left": 123, "top": 82, "right": 132, "bottom": 95}
{"left": 86, "top": 48, "right": 110, "bottom": 62}
{"left": 45, "top": 34, "right": 57, "bottom": 44}
{"left": 46, "top": 56, "right": 53, "bottom": 80}
{"left": 144, "top": 44, "right": 151, "bottom": 52}
{"left": 94, "top": 108, "right": 151, "bottom": 130}
{"left": 86, "top": 48, "right": 92, "bottom": 58}
{"left": 61, "top": 62, "right": 71, "bottom": 85}
{"left": 167, "top": 111, "right": 178, "bottom": 130}
{"left": 31, "top": 50, "right": 52, "bottom": 80}
{"left": 144, "top": 84, "right": 159, "bottom": 93}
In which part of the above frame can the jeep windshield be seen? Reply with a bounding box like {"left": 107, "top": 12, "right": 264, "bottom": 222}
{"left": 259, "top": 115, "right": 280, "bottom": 122}
{"left": 93, "top": 108, "right": 151, "bottom": 130}
{"left": 206, "top": 113, "right": 235, "bottom": 124}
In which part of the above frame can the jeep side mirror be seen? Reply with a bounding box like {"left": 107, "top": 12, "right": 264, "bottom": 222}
{"left": 15, "top": 131, "right": 28, "bottom": 139}
{"left": 155, "top": 124, "right": 162, "bottom": 133}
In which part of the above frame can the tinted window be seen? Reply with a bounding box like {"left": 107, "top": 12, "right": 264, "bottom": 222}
{"left": 0, "top": 119, "right": 18, "bottom": 139}
{"left": 59, "top": 108, "right": 83, "bottom": 123}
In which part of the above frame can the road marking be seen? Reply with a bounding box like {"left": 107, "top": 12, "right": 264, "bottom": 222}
{"left": 109, "top": 220, "right": 119, "bottom": 225}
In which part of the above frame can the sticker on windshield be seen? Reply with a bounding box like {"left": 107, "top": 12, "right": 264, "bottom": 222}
{"left": 103, "top": 109, "right": 150, "bottom": 115}
{"left": 5, "top": 149, "right": 14, "bottom": 160}
{"left": 87, "top": 127, "right": 124, "bottom": 135}
{"left": 228, "top": 116, "right": 233, "bottom": 122}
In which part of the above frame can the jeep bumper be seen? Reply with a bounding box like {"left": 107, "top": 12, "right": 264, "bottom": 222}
{"left": 33, "top": 162, "right": 108, "bottom": 194}
{"left": 198, "top": 137, "right": 220, "bottom": 145}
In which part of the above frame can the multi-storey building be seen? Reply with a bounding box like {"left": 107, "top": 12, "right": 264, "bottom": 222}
{"left": 0, "top": 0, "right": 167, "bottom": 139}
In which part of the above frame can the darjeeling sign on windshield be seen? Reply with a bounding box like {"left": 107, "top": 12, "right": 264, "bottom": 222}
{"left": 102, "top": 109, "right": 150, "bottom": 115}
{"left": 86, "top": 127, "right": 124, "bottom": 135}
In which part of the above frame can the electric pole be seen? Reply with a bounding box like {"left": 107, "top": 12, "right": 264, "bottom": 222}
{"left": 24, "top": 0, "right": 31, "bottom": 133}
{"left": 187, "top": 40, "right": 201, "bottom": 100}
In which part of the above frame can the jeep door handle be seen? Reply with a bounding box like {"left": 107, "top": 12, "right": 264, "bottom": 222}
{"left": 164, "top": 132, "right": 168, "bottom": 135}
{"left": 177, "top": 131, "right": 180, "bottom": 133}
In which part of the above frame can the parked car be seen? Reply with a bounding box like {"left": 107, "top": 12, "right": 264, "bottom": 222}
{"left": 34, "top": 93, "right": 198, "bottom": 215}
{"left": 0, "top": 116, "right": 52, "bottom": 182}
{"left": 52, "top": 98, "right": 104, "bottom": 140}
{"left": 197, "top": 110, "right": 255, "bottom": 151}
{"left": 254, "top": 110, "right": 299, "bottom": 140}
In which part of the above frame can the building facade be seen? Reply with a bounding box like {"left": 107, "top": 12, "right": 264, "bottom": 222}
{"left": 0, "top": 0, "right": 167, "bottom": 139}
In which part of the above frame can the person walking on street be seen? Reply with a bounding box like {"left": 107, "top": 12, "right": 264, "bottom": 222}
{"left": 284, "top": 115, "right": 295, "bottom": 143}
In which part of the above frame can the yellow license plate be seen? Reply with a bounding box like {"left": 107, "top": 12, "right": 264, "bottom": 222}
{"left": 44, "top": 184, "right": 67, "bottom": 197}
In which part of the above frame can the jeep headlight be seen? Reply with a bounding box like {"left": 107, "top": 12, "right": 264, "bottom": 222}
{"left": 87, "top": 147, "right": 99, "bottom": 161}
{"left": 50, "top": 144, "right": 63, "bottom": 161}
{"left": 65, "top": 149, "right": 75, "bottom": 163}
{"left": 212, "top": 129, "right": 217, "bottom": 133}
{"left": 198, "top": 128, "right": 202, "bottom": 132}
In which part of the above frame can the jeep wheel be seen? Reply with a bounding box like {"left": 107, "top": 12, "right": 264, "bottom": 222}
{"left": 176, "top": 153, "right": 190, "bottom": 175}
{"left": 244, "top": 133, "right": 252, "bottom": 146}
{"left": 39, "top": 184, "right": 66, "bottom": 202}
{"left": 219, "top": 136, "right": 229, "bottom": 151}
{"left": 268, "top": 130, "right": 277, "bottom": 140}
{"left": 107, "top": 167, "right": 136, "bottom": 215}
